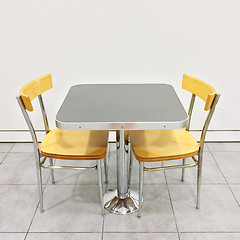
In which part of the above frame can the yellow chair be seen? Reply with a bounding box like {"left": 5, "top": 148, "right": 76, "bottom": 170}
{"left": 129, "top": 74, "right": 220, "bottom": 218}
{"left": 16, "top": 74, "right": 109, "bottom": 214}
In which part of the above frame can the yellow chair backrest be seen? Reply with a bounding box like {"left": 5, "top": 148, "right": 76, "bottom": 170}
{"left": 19, "top": 74, "right": 53, "bottom": 111}
{"left": 182, "top": 74, "right": 216, "bottom": 111}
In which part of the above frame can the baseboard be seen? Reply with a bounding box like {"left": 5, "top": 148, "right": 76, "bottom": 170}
{"left": 0, "top": 130, "right": 240, "bottom": 142}
{"left": 189, "top": 130, "right": 240, "bottom": 142}
{"left": 0, "top": 130, "right": 117, "bottom": 142}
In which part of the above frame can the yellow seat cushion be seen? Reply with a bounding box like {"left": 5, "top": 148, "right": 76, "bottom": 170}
{"left": 129, "top": 129, "right": 199, "bottom": 162}
{"left": 41, "top": 129, "right": 109, "bottom": 160}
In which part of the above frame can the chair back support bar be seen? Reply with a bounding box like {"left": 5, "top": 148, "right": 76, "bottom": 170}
{"left": 38, "top": 95, "right": 50, "bottom": 134}
{"left": 19, "top": 73, "right": 53, "bottom": 111}
{"left": 16, "top": 96, "right": 40, "bottom": 153}
{"left": 182, "top": 74, "right": 216, "bottom": 111}
{"left": 199, "top": 93, "right": 220, "bottom": 151}
{"left": 185, "top": 94, "right": 196, "bottom": 131}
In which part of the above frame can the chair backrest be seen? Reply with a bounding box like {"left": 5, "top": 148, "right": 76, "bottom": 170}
{"left": 182, "top": 74, "right": 220, "bottom": 152}
{"left": 16, "top": 74, "right": 53, "bottom": 154}
{"left": 182, "top": 74, "right": 216, "bottom": 111}
{"left": 19, "top": 74, "right": 53, "bottom": 111}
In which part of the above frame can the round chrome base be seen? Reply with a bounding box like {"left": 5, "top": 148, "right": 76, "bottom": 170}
{"left": 104, "top": 189, "right": 140, "bottom": 215}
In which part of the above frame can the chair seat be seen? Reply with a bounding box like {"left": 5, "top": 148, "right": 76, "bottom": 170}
{"left": 129, "top": 129, "right": 199, "bottom": 162}
{"left": 41, "top": 128, "right": 109, "bottom": 160}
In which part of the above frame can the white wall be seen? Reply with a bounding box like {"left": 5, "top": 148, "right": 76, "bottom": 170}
{"left": 0, "top": 0, "right": 239, "bottom": 141}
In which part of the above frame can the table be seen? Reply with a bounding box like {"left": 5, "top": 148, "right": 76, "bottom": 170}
{"left": 56, "top": 84, "right": 188, "bottom": 214}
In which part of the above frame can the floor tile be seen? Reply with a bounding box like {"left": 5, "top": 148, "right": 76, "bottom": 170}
{"left": 0, "top": 153, "right": 49, "bottom": 184}
{"left": 229, "top": 184, "right": 240, "bottom": 206}
{"left": 104, "top": 185, "right": 177, "bottom": 232}
{"left": 207, "top": 143, "right": 240, "bottom": 152}
{"left": 212, "top": 152, "right": 240, "bottom": 183}
{"left": 0, "top": 143, "right": 14, "bottom": 152}
{"left": 0, "top": 233, "right": 26, "bottom": 240}
{"left": 2, "top": 142, "right": 240, "bottom": 236}
{"left": 103, "top": 233, "right": 179, "bottom": 240}
{"left": 48, "top": 160, "right": 99, "bottom": 185}
{"left": 169, "top": 184, "right": 240, "bottom": 232}
{"left": 180, "top": 233, "right": 240, "bottom": 240}
{"left": 10, "top": 143, "right": 35, "bottom": 152}
{"left": 30, "top": 185, "right": 103, "bottom": 232}
{"left": 0, "top": 153, "right": 7, "bottom": 164}
{"left": 0, "top": 185, "right": 39, "bottom": 232}
{"left": 164, "top": 152, "right": 226, "bottom": 184}
{"left": 26, "top": 233, "right": 101, "bottom": 240}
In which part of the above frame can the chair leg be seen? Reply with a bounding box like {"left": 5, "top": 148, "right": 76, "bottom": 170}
{"left": 116, "top": 130, "right": 120, "bottom": 149}
{"left": 196, "top": 154, "right": 203, "bottom": 209}
{"left": 35, "top": 154, "right": 44, "bottom": 212}
{"left": 125, "top": 142, "right": 129, "bottom": 153}
{"left": 138, "top": 161, "right": 144, "bottom": 218}
{"left": 128, "top": 146, "right": 133, "bottom": 188}
{"left": 103, "top": 155, "right": 108, "bottom": 184}
{"left": 181, "top": 158, "right": 186, "bottom": 181}
{"left": 49, "top": 158, "right": 55, "bottom": 184}
{"left": 97, "top": 159, "right": 104, "bottom": 216}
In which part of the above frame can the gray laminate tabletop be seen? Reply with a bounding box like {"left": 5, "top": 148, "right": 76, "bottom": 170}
{"left": 56, "top": 84, "right": 188, "bottom": 130}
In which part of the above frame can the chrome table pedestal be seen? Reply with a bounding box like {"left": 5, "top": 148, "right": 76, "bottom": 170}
{"left": 104, "top": 189, "right": 139, "bottom": 214}
{"left": 104, "top": 129, "right": 139, "bottom": 214}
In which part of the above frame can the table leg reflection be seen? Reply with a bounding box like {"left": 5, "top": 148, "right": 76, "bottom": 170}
{"left": 104, "top": 129, "right": 139, "bottom": 214}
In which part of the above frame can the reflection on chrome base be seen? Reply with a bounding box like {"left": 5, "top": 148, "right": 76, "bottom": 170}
{"left": 104, "top": 189, "right": 140, "bottom": 215}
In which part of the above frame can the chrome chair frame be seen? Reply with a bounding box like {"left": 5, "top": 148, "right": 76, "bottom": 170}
{"left": 135, "top": 93, "right": 220, "bottom": 218}
{"left": 16, "top": 94, "right": 107, "bottom": 215}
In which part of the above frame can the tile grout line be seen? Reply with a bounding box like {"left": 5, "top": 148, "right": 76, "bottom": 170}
{"left": 2, "top": 231, "right": 240, "bottom": 233}
{"left": 23, "top": 231, "right": 103, "bottom": 233}
{"left": 163, "top": 169, "right": 181, "bottom": 240}
{"left": 101, "top": 214, "right": 105, "bottom": 240}
{"left": 208, "top": 151, "right": 240, "bottom": 152}
{"left": 0, "top": 143, "right": 15, "bottom": 165}
{"left": 210, "top": 151, "right": 240, "bottom": 207}
{"left": 23, "top": 203, "right": 39, "bottom": 240}
{"left": 0, "top": 153, "right": 8, "bottom": 165}
{"left": 178, "top": 231, "right": 240, "bottom": 233}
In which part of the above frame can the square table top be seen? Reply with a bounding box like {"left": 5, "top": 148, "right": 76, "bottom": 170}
{"left": 56, "top": 84, "right": 188, "bottom": 130}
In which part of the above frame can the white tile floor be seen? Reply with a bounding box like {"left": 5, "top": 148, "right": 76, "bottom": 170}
{"left": 0, "top": 142, "right": 240, "bottom": 240}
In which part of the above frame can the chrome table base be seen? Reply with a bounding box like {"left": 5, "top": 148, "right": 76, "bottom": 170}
{"left": 104, "top": 130, "right": 140, "bottom": 215}
{"left": 104, "top": 189, "right": 139, "bottom": 214}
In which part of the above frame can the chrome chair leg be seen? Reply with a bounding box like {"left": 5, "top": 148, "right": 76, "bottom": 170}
{"left": 128, "top": 146, "right": 133, "bottom": 188}
{"left": 125, "top": 142, "right": 129, "bottom": 153}
{"left": 181, "top": 158, "right": 186, "bottom": 181}
{"left": 138, "top": 161, "right": 144, "bottom": 218}
{"left": 49, "top": 158, "right": 55, "bottom": 184}
{"left": 97, "top": 159, "right": 104, "bottom": 216}
{"left": 35, "top": 154, "right": 44, "bottom": 212}
{"left": 196, "top": 154, "right": 203, "bottom": 209}
{"left": 104, "top": 154, "right": 108, "bottom": 184}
